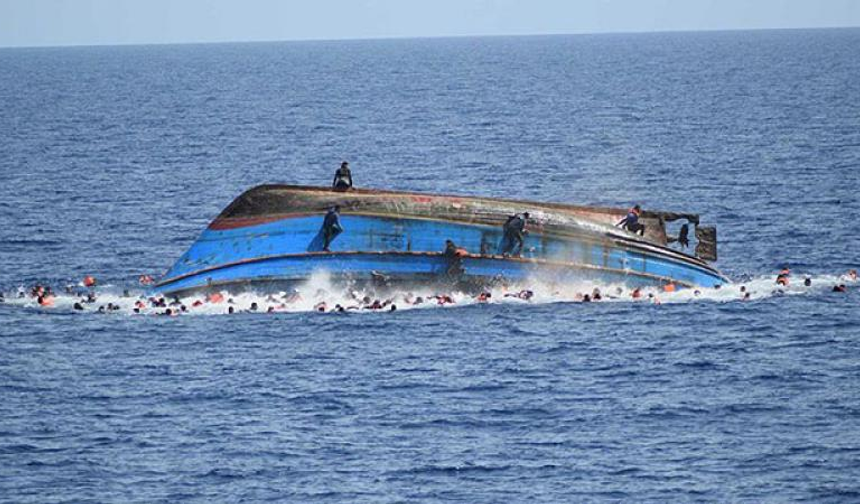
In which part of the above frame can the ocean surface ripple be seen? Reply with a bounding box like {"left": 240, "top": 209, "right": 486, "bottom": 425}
{"left": 1, "top": 30, "right": 859, "bottom": 502}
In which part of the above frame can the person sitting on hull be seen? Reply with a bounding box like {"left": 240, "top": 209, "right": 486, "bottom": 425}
{"left": 617, "top": 204, "right": 645, "bottom": 236}
{"left": 321, "top": 205, "right": 343, "bottom": 252}
{"left": 332, "top": 161, "right": 353, "bottom": 191}
{"left": 501, "top": 212, "right": 530, "bottom": 257}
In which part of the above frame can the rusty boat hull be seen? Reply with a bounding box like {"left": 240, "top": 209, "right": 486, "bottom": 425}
{"left": 154, "top": 185, "right": 729, "bottom": 296}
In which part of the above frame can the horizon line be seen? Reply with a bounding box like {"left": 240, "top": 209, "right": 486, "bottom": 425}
{"left": 1, "top": 24, "right": 858, "bottom": 51}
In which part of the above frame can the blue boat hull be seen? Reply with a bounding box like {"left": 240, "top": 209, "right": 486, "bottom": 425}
{"left": 155, "top": 186, "right": 729, "bottom": 295}
{"left": 156, "top": 251, "right": 723, "bottom": 295}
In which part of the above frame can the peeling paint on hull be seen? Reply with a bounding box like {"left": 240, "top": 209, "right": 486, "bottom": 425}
{"left": 155, "top": 185, "right": 729, "bottom": 295}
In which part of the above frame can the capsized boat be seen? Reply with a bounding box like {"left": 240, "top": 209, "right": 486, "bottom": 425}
{"left": 154, "top": 185, "right": 728, "bottom": 296}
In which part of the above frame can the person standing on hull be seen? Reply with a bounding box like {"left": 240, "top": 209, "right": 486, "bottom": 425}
{"left": 501, "top": 212, "right": 530, "bottom": 257}
{"left": 667, "top": 223, "right": 690, "bottom": 249}
{"left": 332, "top": 161, "right": 353, "bottom": 191}
{"left": 617, "top": 204, "right": 645, "bottom": 236}
{"left": 321, "top": 205, "right": 343, "bottom": 252}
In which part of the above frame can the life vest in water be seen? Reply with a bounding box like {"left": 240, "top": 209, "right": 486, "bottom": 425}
{"left": 83, "top": 276, "right": 97, "bottom": 287}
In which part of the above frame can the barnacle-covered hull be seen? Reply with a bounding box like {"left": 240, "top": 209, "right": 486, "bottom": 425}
{"left": 155, "top": 185, "right": 728, "bottom": 295}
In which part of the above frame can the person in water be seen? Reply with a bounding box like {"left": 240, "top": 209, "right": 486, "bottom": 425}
{"left": 776, "top": 267, "right": 791, "bottom": 286}
{"left": 332, "top": 161, "right": 353, "bottom": 191}
{"left": 617, "top": 205, "right": 645, "bottom": 236}
{"left": 321, "top": 205, "right": 344, "bottom": 252}
{"left": 501, "top": 212, "right": 530, "bottom": 257}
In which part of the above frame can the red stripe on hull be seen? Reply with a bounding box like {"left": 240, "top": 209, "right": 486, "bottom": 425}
{"left": 208, "top": 213, "right": 313, "bottom": 230}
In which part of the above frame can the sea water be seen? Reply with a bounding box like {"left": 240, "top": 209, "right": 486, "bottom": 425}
{"left": 1, "top": 30, "right": 859, "bottom": 501}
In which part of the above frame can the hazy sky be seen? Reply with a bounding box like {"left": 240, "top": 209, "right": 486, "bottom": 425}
{"left": 1, "top": 0, "right": 858, "bottom": 48}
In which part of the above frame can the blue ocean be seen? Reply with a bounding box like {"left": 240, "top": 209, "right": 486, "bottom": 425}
{"left": 2, "top": 29, "right": 859, "bottom": 502}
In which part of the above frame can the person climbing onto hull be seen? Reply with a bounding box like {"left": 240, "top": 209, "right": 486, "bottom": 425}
{"left": 499, "top": 212, "right": 530, "bottom": 257}
{"left": 617, "top": 204, "right": 645, "bottom": 236}
{"left": 321, "top": 205, "right": 343, "bottom": 252}
{"left": 443, "top": 239, "right": 468, "bottom": 276}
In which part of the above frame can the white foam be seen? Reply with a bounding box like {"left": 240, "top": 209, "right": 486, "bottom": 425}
{"left": 1, "top": 272, "right": 854, "bottom": 317}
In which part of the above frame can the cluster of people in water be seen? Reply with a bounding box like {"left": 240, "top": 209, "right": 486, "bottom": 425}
{"left": 5, "top": 266, "right": 854, "bottom": 317}
{"left": 774, "top": 267, "right": 855, "bottom": 292}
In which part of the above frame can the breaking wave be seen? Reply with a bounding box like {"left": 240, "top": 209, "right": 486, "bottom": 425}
{"left": 1, "top": 270, "right": 855, "bottom": 317}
